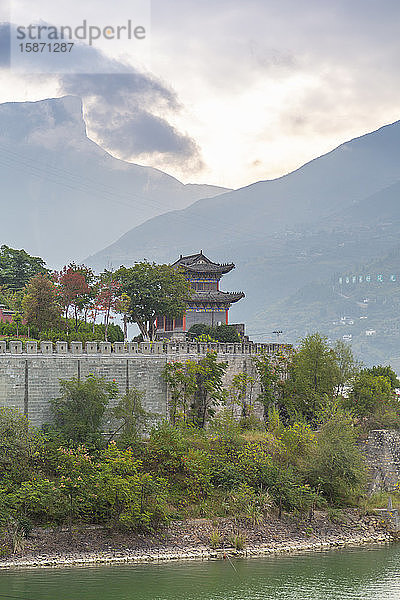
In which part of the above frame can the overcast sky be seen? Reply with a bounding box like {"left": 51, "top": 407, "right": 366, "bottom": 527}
{"left": 1, "top": 0, "right": 400, "bottom": 188}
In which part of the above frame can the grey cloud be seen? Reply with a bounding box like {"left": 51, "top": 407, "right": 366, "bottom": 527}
{"left": 152, "top": 0, "right": 400, "bottom": 91}
{"left": 88, "top": 104, "right": 195, "bottom": 155}
{"left": 248, "top": 42, "right": 298, "bottom": 73}
{"left": 278, "top": 59, "right": 400, "bottom": 139}
{"left": 0, "top": 21, "right": 202, "bottom": 170}
{"left": 60, "top": 71, "right": 202, "bottom": 169}
{"left": 151, "top": 0, "right": 400, "bottom": 144}
{"left": 53, "top": 42, "right": 202, "bottom": 168}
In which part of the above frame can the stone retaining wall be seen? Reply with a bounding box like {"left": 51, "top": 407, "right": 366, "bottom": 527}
{"left": 365, "top": 430, "right": 400, "bottom": 493}
{"left": 0, "top": 341, "right": 284, "bottom": 427}
{"left": 0, "top": 535, "right": 392, "bottom": 569}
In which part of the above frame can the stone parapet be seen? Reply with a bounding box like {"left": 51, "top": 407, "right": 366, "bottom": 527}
{"left": 0, "top": 342, "right": 289, "bottom": 428}
{"left": 0, "top": 340, "right": 287, "bottom": 356}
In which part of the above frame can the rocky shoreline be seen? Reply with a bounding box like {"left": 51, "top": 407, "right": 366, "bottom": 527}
{"left": 0, "top": 510, "right": 394, "bottom": 570}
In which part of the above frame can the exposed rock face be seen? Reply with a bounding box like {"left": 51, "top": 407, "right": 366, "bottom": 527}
{"left": 0, "top": 96, "right": 229, "bottom": 267}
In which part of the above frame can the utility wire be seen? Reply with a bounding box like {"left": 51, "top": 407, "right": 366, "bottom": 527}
{"left": 0, "top": 142, "right": 275, "bottom": 244}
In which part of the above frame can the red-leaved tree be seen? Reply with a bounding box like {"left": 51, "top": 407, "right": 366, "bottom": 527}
{"left": 54, "top": 264, "right": 92, "bottom": 331}
{"left": 95, "top": 271, "right": 121, "bottom": 341}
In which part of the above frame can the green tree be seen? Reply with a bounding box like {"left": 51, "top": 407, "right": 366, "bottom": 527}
{"left": 55, "top": 263, "right": 93, "bottom": 331}
{"left": 22, "top": 274, "right": 62, "bottom": 331}
{"left": 95, "top": 270, "right": 121, "bottom": 341}
{"left": 114, "top": 292, "right": 131, "bottom": 342}
{"left": 116, "top": 262, "right": 191, "bottom": 341}
{"left": 191, "top": 352, "right": 228, "bottom": 428}
{"left": 0, "top": 285, "right": 9, "bottom": 307}
{"left": 0, "top": 245, "right": 47, "bottom": 290}
{"left": 228, "top": 372, "right": 256, "bottom": 420}
{"left": 253, "top": 351, "right": 284, "bottom": 420}
{"left": 10, "top": 478, "right": 67, "bottom": 525}
{"left": 54, "top": 445, "right": 99, "bottom": 528}
{"left": 162, "top": 361, "right": 197, "bottom": 424}
{"left": 333, "top": 340, "right": 360, "bottom": 396}
{"left": 0, "top": 286, "right": 23, "bottom": 312}
{"left": 187, "top": 323, "right": 240, "bottom": 343}
{"left": 111, "top": 388, "right": 151, "bottom": 443}
{"left": 284, "top": 333, "right": 340, "bottom": 421}
{"left": 187, "top": 323, "right": 210, "bottom": 339}
{"left": 344, "top": 372, "right": 394, "bottom": 418}
{"left": 213, "top": 324, "right": 240, "bottom": 343}
{"left": 12, "top": 312, "right": 22, "bottom": 337}
{"left": 50, "top": 375, "right": 118, "bottom": 445}
{"left": 305, "top": 415, "right": 366, "bottom": 502}
{"left": 96, "top": 443, "right": 169, "bottom": 530}
{"left": 364, "top": 365, "right": 400, "bottom": 390}
{"left": 277, "top": 421, "right": 317, "bottom": 470}
{"left": 0, "top": 408, "right": 41, "bottom": 482}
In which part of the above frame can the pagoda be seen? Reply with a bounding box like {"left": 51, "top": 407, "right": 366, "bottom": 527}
{"left": 156, "top": 251, "right": 245, "bottom": 338}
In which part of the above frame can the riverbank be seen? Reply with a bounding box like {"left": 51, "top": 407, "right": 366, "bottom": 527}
{"left": 0, "top": 510, "right": 394, "bottom": 569}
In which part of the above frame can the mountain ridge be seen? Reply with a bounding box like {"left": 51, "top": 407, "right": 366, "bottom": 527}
{"left": 86, "top": 117, "right": 400, "bottom": 365}
{"left": 87, "top": 117, "right": 400, "bottom": 268}
{"left": 0, "top": 96, "right": 230, "bottom": 267}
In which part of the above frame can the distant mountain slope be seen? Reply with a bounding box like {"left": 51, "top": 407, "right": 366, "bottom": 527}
{"left": 0, "top": 96, "right": 230, "bottom": 267}
{"left": 87, "top": 120, "right": 400, "bottom": 322}
{"left": 87, "top": 119, "right": 400, "bottom": 365}
{"left": 88, "top": 119, "right": 400, "bottom": 271}
{"left": 254, "top": 244, "right": 400, "bottom": 366}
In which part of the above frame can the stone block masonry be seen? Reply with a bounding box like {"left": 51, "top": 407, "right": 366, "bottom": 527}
{"left": 0, "top": 341, "right": 284, "bottom": 427}
{"left": 364, "top": 429, "right": 400, "bottom": 493}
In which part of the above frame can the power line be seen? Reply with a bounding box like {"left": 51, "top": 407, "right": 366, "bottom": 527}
{"left": 0, "top": 144, "right": 172, "bottom": 218}
{"left": 0, "top": 141, "right": 274, "bottom": 245}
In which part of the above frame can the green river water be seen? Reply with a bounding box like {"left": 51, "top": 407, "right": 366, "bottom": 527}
{"left": 1, "top": 544, "right": 399, "bottom": 600}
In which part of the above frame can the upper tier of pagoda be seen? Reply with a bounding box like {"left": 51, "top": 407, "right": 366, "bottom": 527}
{"left": 172, "top": 251, "right": 235, "bottom": 277}
{"left": 171, "top": 251, "right": 245, "bottom": 306}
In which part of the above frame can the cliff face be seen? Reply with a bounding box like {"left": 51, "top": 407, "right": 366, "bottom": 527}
{"left": 0, "top": 96, "right": 229, "bottom": 267}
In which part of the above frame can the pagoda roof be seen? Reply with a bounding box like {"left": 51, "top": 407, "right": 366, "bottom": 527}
{"left": 172, "top": 251, "right": 235, "bottom": 274}
{"left": 189, "top": 290, "right": 245, "bottom": 304}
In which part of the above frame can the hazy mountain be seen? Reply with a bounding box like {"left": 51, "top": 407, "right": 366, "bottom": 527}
{"left": 255, "top": 243, "right": 400, "bottom": 366}
{"left": 0, "top": 96, "right": 230, "bottom": 267}
{"left": 88, "top": 120, "right": 400, "bottom": 303}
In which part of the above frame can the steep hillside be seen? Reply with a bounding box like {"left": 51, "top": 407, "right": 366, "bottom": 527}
{"left": 88, "top": 118, "right": 400, "bottom": 270}
{"left": 253, "top": 244, "right": 400, "bottom": 365}
{"left": 0, "top": 96, "right": 229, "bottom": 267}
